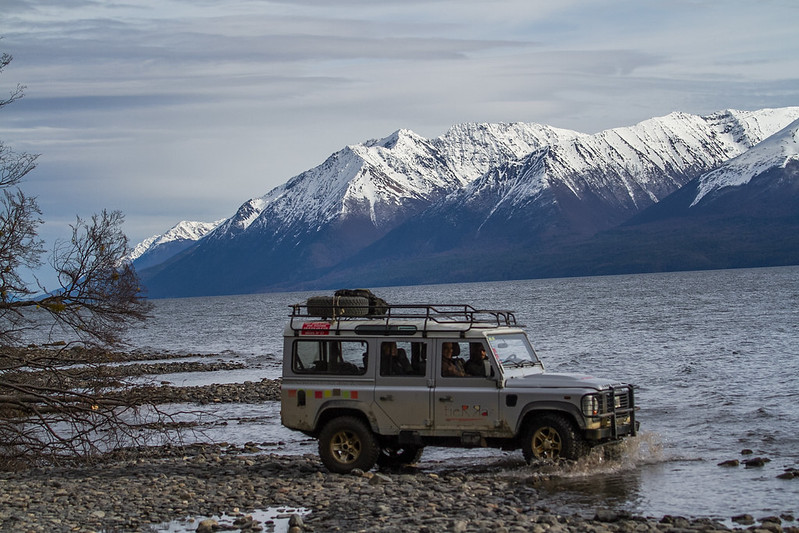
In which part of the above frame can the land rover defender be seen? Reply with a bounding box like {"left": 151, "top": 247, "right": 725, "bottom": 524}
{"left": 280, "top": 292, "right": 638, "bottom": 473}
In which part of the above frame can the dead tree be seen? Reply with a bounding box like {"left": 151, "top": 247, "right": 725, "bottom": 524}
{"left": 0, "top": 50, "right": 171, "bottom": 468}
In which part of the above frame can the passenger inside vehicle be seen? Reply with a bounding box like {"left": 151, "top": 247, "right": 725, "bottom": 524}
{"left": 441, "top": 342, "right": 466, "bottom": 377}
{"left": 465, "top": 343, "right": 491, "bottom": 377}
{"left": 380, "top": 341, "right": 413, "bottom": 376}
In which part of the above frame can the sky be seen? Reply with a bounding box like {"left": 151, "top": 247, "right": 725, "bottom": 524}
{"left": 1, "top": 0, "right": 798, "bottom": 266}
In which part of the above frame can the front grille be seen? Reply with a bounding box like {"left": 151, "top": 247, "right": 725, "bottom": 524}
{"left": 602, "top": 387, "right": 632, "bottom": 415}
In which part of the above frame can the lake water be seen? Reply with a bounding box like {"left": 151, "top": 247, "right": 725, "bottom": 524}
{"left": 115, "top": 266, "right": 798, "bottom": 523}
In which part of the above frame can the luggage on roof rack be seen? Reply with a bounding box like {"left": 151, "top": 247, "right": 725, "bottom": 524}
{"left": 306, "top": 295, "right": 369, "bottom": 318}
{"left": 292, "top": 291, "right": 519, "bottom": 331}
{"left": 334, "top": 288, "right": 388, "bottom": 316}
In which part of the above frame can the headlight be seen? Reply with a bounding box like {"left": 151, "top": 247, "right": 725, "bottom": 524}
{"left": 582, "top": 394, "right": 600, "bottom": 416}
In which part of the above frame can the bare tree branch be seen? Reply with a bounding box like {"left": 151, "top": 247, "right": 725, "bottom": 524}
{"left": 0, "top": 48, "right": 174, "bottom": 469}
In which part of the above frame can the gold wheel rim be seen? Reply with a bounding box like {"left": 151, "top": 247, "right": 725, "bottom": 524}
{"left": 532, "top": 426, "right": 562, "bottom": 459}
{"left": 330, "top": 429, "right": 362, "bottom": 464}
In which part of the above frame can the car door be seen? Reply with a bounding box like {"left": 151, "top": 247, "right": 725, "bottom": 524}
{"left": 432, "top": 339, "right": 501, "bottom": 435}
{"left": 373, "top": 339, "right": 433, "bottom": 431}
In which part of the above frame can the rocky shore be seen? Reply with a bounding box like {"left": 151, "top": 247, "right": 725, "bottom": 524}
{"left": 3, "top": 443, "right": 796, "bottom": 533}
{"left": 2, "top": 349, "right": 797, "bottom": 532}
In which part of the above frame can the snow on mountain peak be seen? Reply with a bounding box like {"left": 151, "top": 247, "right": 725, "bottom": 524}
{"left": 129, "top": 219, "right": 224, "bottom": 261}
{"left": 706, "top": 107, "right": 799, "bottom": 148}
{"left": 692, "top": 117, "right": 799, "bottom": 205}
{"left": 456, "top": 108, "right": 799, "bottom": 221}
{"left": 133, "top": 106, "right": 799, "bottom": 272}
{"left": 434, "top": 122, "right": 584, "bottom": 182}
{"left": 233, "top": 128, "right": 466, "bottom": 234}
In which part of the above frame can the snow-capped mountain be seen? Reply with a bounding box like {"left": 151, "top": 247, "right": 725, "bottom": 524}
{"left": 207, "top": 123, "right": 581, "bottom": 245}
{"left": 432, "top": 122, "right": 584, "bottom": 182}
{"left": 130, "top": 219, "right": 223, "bottom": 271}
{"left": 692, "top": 117, "right": 799, "bottom": 206}
{"left": 484, "top": 107, "right": 798, "bottom": 213}
{"left": 547, "top": 117, "right": 799, "bottom": 277}
{"left": 354, "top": 107, "right": 799, "bottom": 254}
{"left": 625, "top": 117, "right": 799, "bottom": 224}
{"left": 135, "top": 107, "right": 799, "bottom": 297}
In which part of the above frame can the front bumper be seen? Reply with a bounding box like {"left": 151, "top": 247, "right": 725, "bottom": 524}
{"left": 585, "top": 419, "right": 639, "bottom": 440}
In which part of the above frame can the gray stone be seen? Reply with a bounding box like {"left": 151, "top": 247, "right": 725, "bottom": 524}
{"left": 289, "top": 513, "right": 305, "bottom": 528}
{"left": 369, "top": 472, "right": 394, "bottom": 485}
{"left": 196, "top": 518, "right": 218, "bottom": 533}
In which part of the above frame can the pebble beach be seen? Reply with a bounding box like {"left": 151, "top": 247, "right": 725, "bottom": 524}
{"left": 2, "top": 350, "right": 797, "bottom": 532}
{"left": 4, "top": 444, "right": 795, "bottom": 533}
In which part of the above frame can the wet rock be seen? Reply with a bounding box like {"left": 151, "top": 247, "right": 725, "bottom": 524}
{"left": 594, "top": 509, "right": 630, "bottom": 522}
{"left": 741, "top": 449, "right": 754, "bottom": 455}
{"left": 718, "top": 459, "right": 739, "bottom": 467}
{"left": 233, "top": 514, "right": 259, "bottom": 528}
{"left": 760, "top": 515, "right": 782, "bottom": 525}
{"left": 660, "top": 515, "right": 692, "bottom": 528}
{"left": 289, "top": 513, "right": 305, "bottom": 529}
{"left": 743, "top": 457, "right": 770, "bottom": 468}
{"left": 732, "top": 514, "right": 755, "bottom": 525}
{"left": 196, "top": 518, "right": 218, "bottom": 533}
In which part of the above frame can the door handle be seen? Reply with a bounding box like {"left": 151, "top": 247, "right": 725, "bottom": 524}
{"left": 379, "top": 395, "right": 394, "bottom": 401}
{"left": 439, "top": 395, "right": 453, "bottom": 403}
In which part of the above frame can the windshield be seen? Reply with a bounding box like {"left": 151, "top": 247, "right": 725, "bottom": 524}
{"left": 486, "top": 333, "right": 542, "bottom": 375}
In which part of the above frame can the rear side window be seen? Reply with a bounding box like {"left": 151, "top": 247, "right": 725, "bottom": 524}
{"left": 292, "top": 340, "right": 368, "bottom": 375}
{"left": 379, "top": 341, "right": 427, "bottom": 377}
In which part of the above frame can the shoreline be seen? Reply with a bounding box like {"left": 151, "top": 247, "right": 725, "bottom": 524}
{"left": 3, "top": 444, "right": 793, "bottom": 533}
{"left": 2, "top": 348, "right": 797, "bottom": 531}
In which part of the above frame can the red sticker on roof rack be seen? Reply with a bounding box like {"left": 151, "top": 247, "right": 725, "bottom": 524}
{"left": 301, "top": 322, "right": 331, "bottom": 335}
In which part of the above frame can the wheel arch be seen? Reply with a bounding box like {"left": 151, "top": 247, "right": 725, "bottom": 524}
{"left": 516, "top": 401, "right": 585, "bottom": 437}
{"left": 314, "top": 403, "right": 377, "bottom": 436}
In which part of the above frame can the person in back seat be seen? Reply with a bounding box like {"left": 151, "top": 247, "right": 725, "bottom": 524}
{"left": 381, "top": 342, "right": 412, "bottom": 375}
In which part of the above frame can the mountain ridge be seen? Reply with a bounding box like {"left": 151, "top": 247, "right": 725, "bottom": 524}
{"left": 133, "top": 106, "right": 799, "bottom": 298}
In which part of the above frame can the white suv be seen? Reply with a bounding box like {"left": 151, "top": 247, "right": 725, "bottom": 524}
{"left": 280, "top": 292, "right": 638, "bottom": 473}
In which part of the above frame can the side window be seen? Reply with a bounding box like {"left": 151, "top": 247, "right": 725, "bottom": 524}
{"left": 440, "top": 341, "right": 470, "bottom": 377}
{"left": 380, "top": 341, "right": 427, "bottom": 377}
{"left": 464, "top": 342, "right": 493, "bottom": 377}
{"left": 292, "top": 340, "right": 368, "bottom": 375}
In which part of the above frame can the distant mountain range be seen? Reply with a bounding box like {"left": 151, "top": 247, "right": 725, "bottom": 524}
{"left": 132, "top": 107, "right": 799, "bottom": 298}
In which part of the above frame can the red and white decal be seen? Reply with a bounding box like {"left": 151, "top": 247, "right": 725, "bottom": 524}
{"left": 300, "top": 322, "right": 331, "bottom": 335}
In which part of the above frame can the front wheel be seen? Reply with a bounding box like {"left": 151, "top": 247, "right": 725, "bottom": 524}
{"left": 376, "top": 445, "right": 424, "bottom": 468}
{"left": 318, "top": 416, "right": 378, "bottom": 473}
{"left": 521, "top": 414, "right": 587, "bottom": 462}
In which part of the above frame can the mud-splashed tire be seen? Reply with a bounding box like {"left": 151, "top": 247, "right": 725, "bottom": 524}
{"left": 522, "top": 414, "right": 587, "bottom": 462}
{"left": 318, "top": 417, "right": 378, "bottom": 473}
{"left": 376, "top": 446, "right": 424, "bottom": 467}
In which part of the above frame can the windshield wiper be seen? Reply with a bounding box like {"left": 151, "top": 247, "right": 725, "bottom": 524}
{"left": 502, "top": 359, "right": 537, "bottom": 369}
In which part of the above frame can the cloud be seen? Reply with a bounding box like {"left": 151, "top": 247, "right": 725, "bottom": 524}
{"left": 0, "top": 0, "right": 797, "bottom": 255}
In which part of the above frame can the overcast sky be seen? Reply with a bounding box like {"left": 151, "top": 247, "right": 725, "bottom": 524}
{"left": 2, "top": 0, "right": 798, "bottom": 254}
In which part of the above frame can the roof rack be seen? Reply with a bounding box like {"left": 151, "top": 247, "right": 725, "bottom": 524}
{"left": 289, "top": 301, "right": 519, "bottom": 336}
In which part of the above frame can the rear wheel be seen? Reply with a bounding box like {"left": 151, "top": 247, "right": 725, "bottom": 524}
{"left": 318, "top": 416, "right": 378, "bottom": 473}
{"left": 522, "top": 414, "right": 587, "bottom": 462}
{"left": 376, "top": 445, "right": 424, "bottom": 467}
